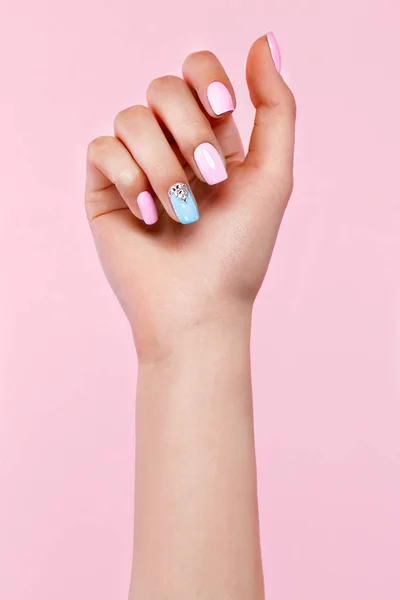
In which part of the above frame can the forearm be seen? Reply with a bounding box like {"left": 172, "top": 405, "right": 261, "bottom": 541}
{"left": 129, "top": 311, "right": 264, "bottom": 600}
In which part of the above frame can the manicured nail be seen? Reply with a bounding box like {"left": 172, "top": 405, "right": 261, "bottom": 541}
{"left": 207, "top": 81, "right": 234, "bottom": 116}
{"left": 168, "top": 182, "right": 199, "bottom": 224}
{"left": 137, "top": 191, "right": 158, "bottom": 225}
{"left": 266, "top": 32, "right": 282, "bottom": 73}
{"left": 194, "top": 142, "right": 228, "bottom": 185}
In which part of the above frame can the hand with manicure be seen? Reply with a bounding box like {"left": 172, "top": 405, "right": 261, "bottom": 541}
{"left": 85, "top": 33, "right": 296, "bottom": 361}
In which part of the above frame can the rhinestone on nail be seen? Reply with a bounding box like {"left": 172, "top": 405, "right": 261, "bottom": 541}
{"left": 168, "top": 182, "right": 189, "bottom": 202}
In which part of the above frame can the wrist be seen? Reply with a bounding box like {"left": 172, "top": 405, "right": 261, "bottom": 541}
{"left": 134, "top": 301, "right": 253, "bottom": 367}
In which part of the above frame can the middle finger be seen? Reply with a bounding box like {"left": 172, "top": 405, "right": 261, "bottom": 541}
{"left": 147, "top": 75, "right": 228, "bottom": 186}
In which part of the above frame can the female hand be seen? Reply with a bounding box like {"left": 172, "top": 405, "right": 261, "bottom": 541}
{"left": 85, "top": 34, "right": 296, "bottom": 362}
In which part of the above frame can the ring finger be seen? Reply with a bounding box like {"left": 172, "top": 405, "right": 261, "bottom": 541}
{"left": 114, "top": 105, "right": 199, "bottom": 224}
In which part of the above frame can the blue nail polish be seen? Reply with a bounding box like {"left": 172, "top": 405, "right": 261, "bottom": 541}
{"left": 168, "top": 183, "right": 199, "bottom": 224}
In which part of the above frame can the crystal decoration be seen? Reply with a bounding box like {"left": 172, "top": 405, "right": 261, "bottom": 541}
{"left": 168, "top": 182, "right": 188, "bottom": 202}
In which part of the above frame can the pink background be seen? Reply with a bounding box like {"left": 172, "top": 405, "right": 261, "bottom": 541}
{"left": 1, "top": 0, "right": 399, "bottom": 598}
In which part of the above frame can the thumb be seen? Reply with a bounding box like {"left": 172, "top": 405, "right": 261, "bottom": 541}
{"left": 245, "top": 34, "right": 296, "bottom": 181}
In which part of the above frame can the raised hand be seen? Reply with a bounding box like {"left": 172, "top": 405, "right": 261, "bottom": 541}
{"left": 85, "top": 34, "right": 296, "bottom": 361}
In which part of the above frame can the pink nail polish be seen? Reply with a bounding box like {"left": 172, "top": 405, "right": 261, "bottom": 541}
{"left": 137, "top": 191, "right": 158, "bottom": 225}
{"left": 266, "top": 31, "right": 282, "bottom": 73}
{"left": 194, "top": 142, "right": 228, "bottom": 185}
{"left": 207, "top": 81, "right": 234, "bottom": 116}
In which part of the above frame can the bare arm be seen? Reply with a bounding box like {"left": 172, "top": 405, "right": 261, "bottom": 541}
{"left": 85, "top": 32, "right": 295, "bottom": 600}
{"left": 130, "top": 315, "right": 263, "bottom": 600}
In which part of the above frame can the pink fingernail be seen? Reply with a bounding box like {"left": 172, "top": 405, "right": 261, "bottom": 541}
{"left": 266, "top": 31, "right": 282, "bottom": 73}
{"left": 194, "top": 142, "right": 228, "bottom": 185}
{"left": 207, "top": 81, "right": 234, "bottom": 116}
{"left": 137, "top": 191, "right": 158, "bottom": 225}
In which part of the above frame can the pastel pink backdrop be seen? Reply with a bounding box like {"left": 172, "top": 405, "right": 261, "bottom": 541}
{"left": 1, "top": 0, "right": 399, "bottom": 598}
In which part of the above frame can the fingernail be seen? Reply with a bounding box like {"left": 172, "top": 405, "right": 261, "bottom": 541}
{"left": 137, "top": 191, "right": 158, "bottom": 225}
{"left": 266, "top": 31, "right": 282, "bottom": 73}
{"left": 207, "top": 81, "right": 234, "bottom": 116}
{"left": 168, "top": 182, "right": 199, "bottom": 224}
{"left": 194, "top": 142, "right": 228, "bottom": 185}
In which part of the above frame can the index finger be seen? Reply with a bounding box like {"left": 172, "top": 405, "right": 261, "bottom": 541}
{"left": 182, "top": 51, "right": 236, "bottom": 118}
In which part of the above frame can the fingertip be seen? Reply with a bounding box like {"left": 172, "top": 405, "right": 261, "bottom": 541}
{"left": 244, "top": 35, "right": 296, "bottom": 175}
{"left": 137, "top": 191, "right": 159, "bottom": 225}
{"left": 168, "top": 182, "right": 199, "bottom": 224}
{"left": 246, "top": 34, "right": 293, "bottom": 110}
{"left": 182, "top": 50, "right": 236, "bottom": 118}
{"left": 206, "top": 81, "right": 235, "bottom": 116}
{"left": 266, "top": 32, "right": 282, "bottom": 73}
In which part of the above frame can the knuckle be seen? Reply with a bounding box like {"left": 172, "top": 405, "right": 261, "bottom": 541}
{"left": 147, "top": 74, "right": 183, "bottom": 98}
{"left": 283, "top": 89, "right": 297, "bottom": 119}
{"left": 279, "top": 171, "right": 295, "bottom": 200}
{"left": 283, "top": 173, "right": 295, "bottom": 198}
{"left": 176, "top": 118, "right": 204, "bottom": 142}
{"left": 87, "top": 136, "right": 114, "bottom": 161}
{"left": 116, "top": 169, "right": 136, "bottom": 189}
{"left": 114, "top": 104, "right": 150, "bottom": 131}
{"left": 184, "top": 50, "right": 217, "bottom": 68}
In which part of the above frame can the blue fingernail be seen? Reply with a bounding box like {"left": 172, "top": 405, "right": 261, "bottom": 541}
{"left": 168, "top": 182, "right": 199, "bottom": 224}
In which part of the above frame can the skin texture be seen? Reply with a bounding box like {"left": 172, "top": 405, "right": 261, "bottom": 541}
{"left": 85, "top": 35, "right": 296, "bottom": 600}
